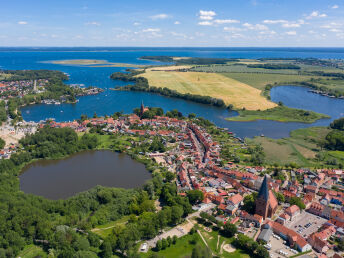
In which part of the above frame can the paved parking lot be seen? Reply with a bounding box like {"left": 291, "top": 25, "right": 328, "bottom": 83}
{"left": 285, "top": 211, "right": 327, "bottom": 238}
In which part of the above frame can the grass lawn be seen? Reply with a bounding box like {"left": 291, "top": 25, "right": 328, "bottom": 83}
{"left": 92, "top": 216, "right": 130, "bottom": 239}
{"left": 140, "top": 69, "right": 276, "bottom": 110}
{"left": 18, "top": 244, "right": 47, "bottom": 258}
{"left": 226, "top": 106, "right": 329, "bottom": 123}
{"left": 141, "top": 233, "right": 205, "bottom": 258}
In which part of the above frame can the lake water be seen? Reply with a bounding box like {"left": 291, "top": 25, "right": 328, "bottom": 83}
{"left": 1, "top": 47, "right": 344, "bottom": 138}
{"left": 19, "top": 150, "right": 151, "bottom": 199}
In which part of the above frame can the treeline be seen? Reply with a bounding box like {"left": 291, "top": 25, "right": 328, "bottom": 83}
{"left": 325, "top": 117, "right": 344, "bottom": 151}
{"left": 247, "top": 63, "right": 301, "bottom": 70}
{"left": 110, "top": 70, "right": 145, "bottom": 81}
{"left": 309, "top": 71, "right": 344, "bottom": 79}
{"left": 140, "top": 56, "right": 239, "bottom": 65}
{"left": 111, "top": 71, "right": 228, "bottom": 108}
{"left": 0, "top": 101, "right": 7, "bottom": 125}
{"left": 233, "top": 234, "right": 269, "bottom": 258}
{"left": 0, "top": 69, "right": 68, "bottom": 81}
{"left": 258, "top": 58, "right": 339, "bottom": 68}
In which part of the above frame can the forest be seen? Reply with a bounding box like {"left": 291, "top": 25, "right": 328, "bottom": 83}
{"left": 247, "top": 63, "right": 301, "bottom": 69}
{"left": 0, "top": 126, "right": 196, "bottom": 257}
{"left": 140, "top": 56, "right": 239, "bottom": 65}
{"left": 0, "top": 69, "right": 68, "bottom": 81}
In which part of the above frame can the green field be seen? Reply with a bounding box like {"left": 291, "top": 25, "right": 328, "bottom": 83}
{"left": 222, "top": 73, "right": 318, "bottom": 91}
{"left": 191, "top": 64, "right": 301, "bottom": 74}
{"left": 227, "top": 106, "right": 329, "bottom": 123}
{"left": 141, "top": 233, "right": 204, "bottom": 258}
{"left": 248, "top": 126, "right": 344, "bottom": 167}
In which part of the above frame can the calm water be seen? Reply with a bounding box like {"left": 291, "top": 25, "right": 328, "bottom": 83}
{"left": 0, "top": 47, "right": 343, "bottom": 138}
{"left": 19, "top": 150, "right": 151, "bottom": 199}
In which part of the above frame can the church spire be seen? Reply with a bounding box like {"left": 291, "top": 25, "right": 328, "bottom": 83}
{"left": 258, "top": 175, "right": 269, "bottom": 201}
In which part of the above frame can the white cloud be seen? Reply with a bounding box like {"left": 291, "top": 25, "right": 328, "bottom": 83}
{"left": 263, "top": 20, "right": 287, "bottom": 24}
{"left": 18, "top": 21, "right": 27, "bottom": 25}
{"left": 174, "top": 21, "right": 180, "bottom": 25}
{"left": 285, "top": 31, "right": 297, "bottom": 35}
{"left": 243, "top": 23, "right": 268, "bottom": 30}
{"left": 306, "top": 11, "right": 327, "bottom": 19}
{"left": 200, "top": 15, "right": 214, "bottom": 20}
{"left": 142, "top": 28, "right": 160, "bottom": 32}
{"left": 282, "top": 23, "right": 300, "bottom": 28}
{"left": 199, "top": 10, "right": 216, "bottom": 16}
{"left": 330, "top": 28, "right": 341, "bottom": 33}
{"left": 260, "top": 30, "right": 276, "bottom": 35}
{"left": 85, "top": 21, "right": 101, "bottom": 26}
{"left": 332, "top": 5, "right": 339, "bottom": 9}
{"left": 198, "top": 21, "right": 212, "bottom": 26}
{"left": 133, "top": 22, "right": 141, "bottom": 26}
{"left": 223, "top": 26, "right": 243, "bottom": 32}
{"left": 150, "top": 14, "right": 169, "bottom": 20}
{"left": 170, "top": 32, "right": 188, "bottom": 38}
{"left": 214, "top": 19, "right": 240, "bottom": 24}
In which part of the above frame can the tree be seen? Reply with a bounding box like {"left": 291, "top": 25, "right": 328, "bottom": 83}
{"left": 188, "top": 113, "right": 196, "bottom": 119}
{"left": 325, "top": 130, "right": 344, "bottom": 151}
{"left": 161, "top": 238, "right": 168, "bottom": 250}
{"left": 172, "top": 235, "right": 177, "bottom": 245}
{"left": 101, "top": 240, "right": 112, "bottom": 258}
{"left": 275, "top": 191, "right": 285, "bottom": 204}
{"left": 187, "top": 190, "right": 204, "bottom": 205}
{"left": 330, "top": 117, "right": 344, "bottom": 131}
{"left": 255, "top": 245, "right": 269, "bottom": 258}
{"left": 242, "top": 193, "right": 257, "bottom": 214}
{"left": 170, "top": 206, "right": 183, "bottom": 225}
{"left": 289, "top": 197, "right": 306, "bottom": 210}
{"left": 165, "top": 171, "right": 175, "bottom": 182}
{"left": 167, "top": 236, "right": 172, "bottom": 247}
{"left": 222, "top": 223, "right": 237, "bottom": 238}
{"left": 155, "top": 240, "right": 162, "bottom": 251}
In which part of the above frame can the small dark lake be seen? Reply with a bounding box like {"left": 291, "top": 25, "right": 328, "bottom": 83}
{"left": 19, "top": 150, "right": 151, "bottom": 199}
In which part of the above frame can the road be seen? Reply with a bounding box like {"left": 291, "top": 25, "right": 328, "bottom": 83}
{"left": 143, "top": 204, "right": 215, "bottom": 251}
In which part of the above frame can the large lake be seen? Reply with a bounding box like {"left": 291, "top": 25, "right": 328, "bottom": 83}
{"left": 1, "top": 47, "right": 344, "bottom": 138}
{"left": 19, "top": 150, "right": 152, "bottom": 199}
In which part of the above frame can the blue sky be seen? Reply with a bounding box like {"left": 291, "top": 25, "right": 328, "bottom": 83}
{"left": 1, "top": 0, "right": 344, "bottom": 47}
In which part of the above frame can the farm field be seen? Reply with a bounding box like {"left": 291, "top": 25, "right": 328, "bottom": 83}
{"left": 140, "top": 70, "right": 277, "bottom": 110}
{"left": 222, "top": 73, "right": 318, "bottom": 91}
{"left": 191, "top": 64, "right": 301, "bottom": 74}
{"left": 248, "top": 127, "right": 337, "bottom": 167}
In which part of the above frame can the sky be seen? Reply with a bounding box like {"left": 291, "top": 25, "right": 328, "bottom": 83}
{"left": 1, "top": 0, "right": 344, "bottom": 47}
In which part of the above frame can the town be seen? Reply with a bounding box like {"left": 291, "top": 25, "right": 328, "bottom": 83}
{"left": 4, "top": 102, "right": 343, "bottom": 257}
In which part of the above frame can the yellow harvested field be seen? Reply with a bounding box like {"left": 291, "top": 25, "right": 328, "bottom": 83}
{"left": 139, "top": 70, "right": 277, "bottom": 110}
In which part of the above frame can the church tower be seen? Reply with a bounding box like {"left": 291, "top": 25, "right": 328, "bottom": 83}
{"left": 255, "top": 175, "right": 278, "bottom": 219}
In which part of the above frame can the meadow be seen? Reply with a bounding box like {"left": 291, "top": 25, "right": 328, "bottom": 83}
{"left": 247, "top": 126, "right": 344, "bottom": 167}
{"left": 227, "top": 106, "right": 329, "bottom": 123}
{"left": 140, "top": 70, "right": 277, "bottom": 110}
